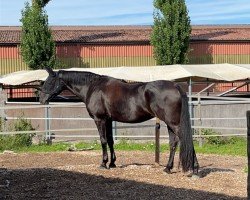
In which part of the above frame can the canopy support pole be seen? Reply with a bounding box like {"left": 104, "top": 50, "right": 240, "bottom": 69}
{"left": 188, "top": 78, "right": 193, "bottom": 131}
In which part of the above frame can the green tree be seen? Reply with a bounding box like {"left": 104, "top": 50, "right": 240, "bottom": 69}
{"left": 20, "top": 0, "right": 55, "bottom": 69}
{"left": 34, "top": 0, "right": 51, "bottom": 7}
{"left": 151, "top": 0, "right": 191, "bottom": 65}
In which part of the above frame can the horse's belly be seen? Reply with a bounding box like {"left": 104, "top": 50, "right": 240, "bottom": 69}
{"left": 111, "top": 110, "right": 153, "bottom": 123}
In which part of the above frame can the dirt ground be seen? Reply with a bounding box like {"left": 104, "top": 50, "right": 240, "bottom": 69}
{"left": 0, "top": 150, "right": 247, "bottom": 200}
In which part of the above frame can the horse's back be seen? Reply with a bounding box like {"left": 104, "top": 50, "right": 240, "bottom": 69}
{"left": 144, "top": 80, "right": 181, "bottom": 101}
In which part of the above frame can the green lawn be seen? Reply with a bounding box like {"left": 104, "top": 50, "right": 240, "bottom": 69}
{"left": 2, "top": 137, "right": 246, "bottom": 157}
{"left": 194, "top": 140, "right": 247, "bottom": 157}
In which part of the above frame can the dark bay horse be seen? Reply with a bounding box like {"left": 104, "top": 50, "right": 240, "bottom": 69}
{"left": 39, "top": 67, "right": 199, "bottom": 176}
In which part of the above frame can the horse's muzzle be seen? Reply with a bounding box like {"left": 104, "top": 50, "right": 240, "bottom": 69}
{"left": 39, "top": 98, "right": 49, "bottom": 105}
{"left": 39, "top": 92, "right": 50, "bottom": 105}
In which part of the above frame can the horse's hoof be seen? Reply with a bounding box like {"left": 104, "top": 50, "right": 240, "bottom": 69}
{"left": 99, "top": 164, "right": 107, "bottom": 169}
{"left": 163, "top": 168, "right": 171, "bottom": 174}
{"left": 109, "top": 163, "right": 116, "bottom": 168}
{"left": 191, "top": 174, "right": 200, "bottom": 179}
{"left": 187, "top": 172, "right": 200, "bottom": 179}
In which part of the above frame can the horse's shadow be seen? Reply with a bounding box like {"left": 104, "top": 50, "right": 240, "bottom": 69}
{"left": 118, "top": 163, "right": 235, "bottom": 178}
{"left": 118, "top": 163, "right": 179, "bottom": 174}
{"left": 119, "top": 162, "right": 164, "bottom": 169}
{"left": 198, "top": 166, "right": 235, "bottom": 178}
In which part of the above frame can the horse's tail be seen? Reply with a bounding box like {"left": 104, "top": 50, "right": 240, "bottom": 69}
{"left": 175, "top": 85, "right": 194, "bottom": 172}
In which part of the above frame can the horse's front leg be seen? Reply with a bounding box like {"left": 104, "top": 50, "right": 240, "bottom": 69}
{"left": 106, "top": 120, "right": 116, "bottom": 168}
{"left": 164, "top": 126, "right": 179, "bottom": 174}
{"left": 95, "top": 119, "right": 108, "bottom": 169}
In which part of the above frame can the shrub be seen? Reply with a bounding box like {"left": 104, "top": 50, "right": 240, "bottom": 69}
{"left": 227, "top": 136, "right": 246, "bottom": 144}
{"left": 0, "top": 117, "right": 35, "bottom": 151}
{"left": 201, "top": 129, "right": 226, "bottom": 145}
{"left": 200, "top": 129, "right": 246, "bottom": 146}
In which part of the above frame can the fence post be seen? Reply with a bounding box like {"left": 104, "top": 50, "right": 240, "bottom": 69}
{"left": 112, "top": 121, "right": 117, "bottom": 140}
{"left": 247, "top": 111, "right": 250, "bottom": 199}
{"left": 198, "top": 94, "right": 203, "bottom": 147}
{"left": 155, "top": 118, "right": 160, "bottom": 165}
{"left": 45, "top": 106, "right": 52, "bottom": 145}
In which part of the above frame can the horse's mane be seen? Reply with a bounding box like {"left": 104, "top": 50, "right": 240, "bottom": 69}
{"left": 58, "top": 70, "right": 142, "bottom": 85}
{"left": 59, "top": 70, "right": 103, "bottom": 85}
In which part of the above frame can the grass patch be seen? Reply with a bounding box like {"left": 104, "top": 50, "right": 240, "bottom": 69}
{"left": 1, "top": 136, "right": 245, "bottom": 157}
{"left": 0, "top": 132, "right": 247, "bottom": 156}
{"left": 194, "top": 129, "right": 247, "bottom": 156}
{"left": 75, "top": 140, "right": 99, "bottom": 150}
{"left": 114, "top": 139, "right": 169, "bottom": 152}
{"left": 15, "top": 143, "right": 70, "bottom": 153}
{"left": 194, "top": 137, "right": 247, "bottom": 157}
{"left": 244, "top": 166, "right": 248, "bottom": 173}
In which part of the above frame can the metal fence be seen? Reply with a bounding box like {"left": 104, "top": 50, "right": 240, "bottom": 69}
{"left": 0, "top": 96, "right": 249, "bottom": 144}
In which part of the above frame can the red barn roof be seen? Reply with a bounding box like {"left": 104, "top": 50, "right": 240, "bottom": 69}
{"left": 0, "top": 25, "right": 250, "bottom": 44}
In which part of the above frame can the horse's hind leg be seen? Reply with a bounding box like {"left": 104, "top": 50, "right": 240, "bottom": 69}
{"left": 95, "top": 119, "right": 108, "bottom": 169}
{"left": 193, "top": 147, "right": 199, "bottom": 176}
{"left": 164, "top": 126, "right": 179, "bottom": 174}
{"left": 106, "top": 120, "right": 116, "bottom": 168}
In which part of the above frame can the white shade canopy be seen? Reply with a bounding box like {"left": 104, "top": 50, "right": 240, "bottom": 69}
{"left": 1, "top": 64, "right": 250, "bottom": 86}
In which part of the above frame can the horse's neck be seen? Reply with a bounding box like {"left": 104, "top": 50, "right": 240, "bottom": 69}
{"left": 65, "top": 83, "right": 89, "bottom": 102}
{"left": 61, "top": 73, "right": 97, "bottom": 102}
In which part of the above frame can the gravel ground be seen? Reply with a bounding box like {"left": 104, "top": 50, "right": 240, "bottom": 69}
{"left": 0, "top": 151, "right": 247, "bottom": 200}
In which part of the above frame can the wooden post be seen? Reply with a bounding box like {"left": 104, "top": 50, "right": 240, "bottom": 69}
{"left": 198, "top": 94, "right": 203, "bottom": 147}
{"left": 247, "top": 111, "right": 250, "bottom": 199}
{"left": 112, "top": 121, "right": 117, "bottom": 140}
{"left": 10, "top": 87, "right": 13, "bottom": 99}
{"left": 155, "top": 118, "right": 160, "bottom": 165}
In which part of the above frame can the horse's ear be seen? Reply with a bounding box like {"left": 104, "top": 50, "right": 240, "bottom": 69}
{"left": 44, "top": 67, "right": 56, "bottom": 77}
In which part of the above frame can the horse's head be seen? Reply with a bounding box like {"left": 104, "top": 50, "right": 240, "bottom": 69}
{"left": 39, "top": 67, "right": 65, "bottom": 104}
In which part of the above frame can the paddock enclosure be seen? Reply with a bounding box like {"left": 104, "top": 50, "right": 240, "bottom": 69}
{"left": 1, "top": 97, "right": 250, "bottom": 143}
{"left": 0, "top": 64, "right": 250, "bottom": 199}
{"left": 0, "top": 151, "right": 247, "bottom": 199}
{"left": 1, "top": 64, "right": 250, "bottom": 142}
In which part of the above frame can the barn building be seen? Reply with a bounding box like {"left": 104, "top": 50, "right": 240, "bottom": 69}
{"left": 0, "top": 25, "right": 250, "bottom": 99}
{"left": 0, "top": 25, "right": 250, "bottom": 75}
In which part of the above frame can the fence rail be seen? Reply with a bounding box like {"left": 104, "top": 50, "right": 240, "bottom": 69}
{"left": 0, "top": 97, "right": 248, "bottom": 144}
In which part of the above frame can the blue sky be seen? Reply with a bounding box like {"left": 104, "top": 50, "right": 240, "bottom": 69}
{"left": 0, "top": 0, "right": 250, "bottom": 26}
